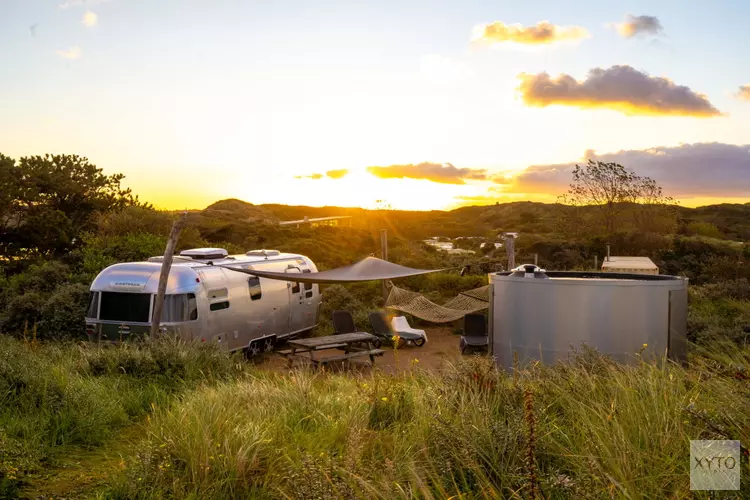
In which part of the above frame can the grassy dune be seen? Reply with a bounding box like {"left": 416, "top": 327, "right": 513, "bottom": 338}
{"left": 106, "top": 346, "right": 749, "bottom": 499}
{"left": 1, "top": 336, "right": 748, "bottom": 498}
{"left": 0, "top": 337, "right": 245, "bottom": 498}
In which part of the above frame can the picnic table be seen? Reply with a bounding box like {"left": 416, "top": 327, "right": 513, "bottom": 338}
{"left": 280, "top": 333, "right": 384, "bottom": 368}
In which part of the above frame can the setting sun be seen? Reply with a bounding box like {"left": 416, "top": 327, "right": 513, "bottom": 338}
{"left": 2, "top": 1, "right": 750, "bottom": 210}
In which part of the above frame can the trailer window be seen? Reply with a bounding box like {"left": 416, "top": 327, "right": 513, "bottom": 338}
{"left": 99, "top": 292, "right": 151, "bottom": 322}
{"left": 302, "top": 270, "right": 313, "bottom": 291}
{"left": 210, "top": 301, "right": 230, "bottom": 311}
{"left": 158, "top": 293, "right": 198, "bottom": 322}
{"left": 291, "top": 282, "right": 300, "bottom": 294}
{"left": 86, "top": 292, "right": 99, "bottom": 318}
{"left": 248, "top": 277, "right": 262, "bottom": 301}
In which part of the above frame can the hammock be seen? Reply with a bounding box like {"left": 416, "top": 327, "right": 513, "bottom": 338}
{"left": 385, "top": 284, "right": 490, "bottom": 323}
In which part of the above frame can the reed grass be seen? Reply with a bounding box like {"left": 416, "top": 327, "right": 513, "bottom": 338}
{"left": 104, "top": 345, "right": 749, "bottom": 499}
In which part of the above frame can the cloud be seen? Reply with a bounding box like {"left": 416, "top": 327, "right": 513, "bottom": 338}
{"left": 56, "top": 46, "right": 82, "bottom": 60}
{"left": 366, "top": 162, "right": 488, "bottom": 184}
{"left": 472, "top": 20, "right": 589, "bottom": 45}
{"left": 737, "top": 84, "right": 750, "bottom": 101}
{"left": 82, "top": 10, "right": 98, "bottom": 27}
{"left": 326, "top": 169, "right": 349, "bottom": 179}
{"left": 505, "top": 143, "right": 750, "bottom": 198}
{"left": 420, "top": 54, "right": 474, "bottom": 84}
{"left": 59, "top": 0, "right": 109, "bottom": 9}
{"left": 294, "top": 169, "right": 350, "bottom": 180}
{"left": 518, "top": 65, "right": 721, "bottom": 117}
{"left": 614, "top": 15, "right": 664, "bottom": 38}
{"left": 294, "top": 173, "right": 324, "bottom": 180}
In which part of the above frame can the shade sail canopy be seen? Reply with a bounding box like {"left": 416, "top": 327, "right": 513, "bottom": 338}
{"left": 219, "top": 256, "right": 445, "bottom": 284}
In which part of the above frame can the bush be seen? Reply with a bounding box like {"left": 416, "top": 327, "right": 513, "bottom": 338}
{"left": 38, "top": 283, "right": 90, "bottom": 340}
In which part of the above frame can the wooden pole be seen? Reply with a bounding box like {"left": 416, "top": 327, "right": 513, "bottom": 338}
{"left": 534, "top": 253, "right": 538, "bottom": 266}
{"left": 380, "top": 229, "right": 388, "bottom": 301}
{"left": 594, "top": 255, "right": 598, "bottom": 271}
{"left": 381, "top": 229, "right": 388, "bottom": 302}
{"left": 150, "top": 212, "right": 187, "bottom": 338}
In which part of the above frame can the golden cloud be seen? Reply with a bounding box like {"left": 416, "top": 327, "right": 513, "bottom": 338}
{"left": 294, "top": 169, "right": 349, "bottom": 180}
{"left": 326, "top": 169, "right": 349, "bottom": 179}
{"left": 518, "top": 65, "right": 721, "bottom": 117}
{"left": 507, "top": 143, "right": 750, "bottom": 198}
{"left": 737, "top": 84, "right": 750, "bottom": 101}
{"left": 473, "top": 20, "right": 589, "bottom": 45}
{"left": 56, "top": 46, "right": 82, "bottom": 60}
{"left": 366, "top": 162, "right": 488, "bottom": 184}
{"left": 614, "top": 15, "right": 663, "bottom": 38}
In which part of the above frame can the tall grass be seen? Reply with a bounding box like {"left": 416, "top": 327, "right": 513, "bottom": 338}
{"left": 0, "top": 336, "right": 245, "bottom": 495}
{"left": 106, "top": 347, "right": 750, "bottom": 499}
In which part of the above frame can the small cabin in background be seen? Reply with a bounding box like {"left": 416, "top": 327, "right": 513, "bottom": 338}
{"left": 601, "top": 256, "right": 659, "bottom": 275}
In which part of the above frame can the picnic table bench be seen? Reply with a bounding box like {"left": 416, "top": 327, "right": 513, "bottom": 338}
{"left": 279, "top": 333, "right": 384, "bottom": 368}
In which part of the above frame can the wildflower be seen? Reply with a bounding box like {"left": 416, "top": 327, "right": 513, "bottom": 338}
{"left": 642, "top": 343, "right": 648, "bottom": 348}
{"left": 412, "top": 358, "right": 419, "bottom": 363}
{"left": 381, "top": 397, "right": 388, "bottom": 402}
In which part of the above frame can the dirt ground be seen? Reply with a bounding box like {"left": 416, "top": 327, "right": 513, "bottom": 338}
{"left": 258, "top": 326, "right": 467, "bottom": 374}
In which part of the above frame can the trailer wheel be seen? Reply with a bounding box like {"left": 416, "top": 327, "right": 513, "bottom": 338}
{"left": 246, "top": 341, "right": 262, "bottom": 358}
{"left": 263, "top": 335, "right": 276, "bottom": 352}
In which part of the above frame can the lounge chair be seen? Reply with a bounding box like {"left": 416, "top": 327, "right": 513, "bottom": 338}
{"left": 391, "top": 316, "right": 427, "bottom": 346}
{"left": 368, "top": 312, "right": 425, "bottom": 348}
{"left": 460, "top": 313, "right": 488, "bottom": 354}
{"left": 332, "top": 310, "right": 381, "bottom": 348}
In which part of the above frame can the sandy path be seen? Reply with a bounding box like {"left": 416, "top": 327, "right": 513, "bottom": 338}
{"left": 258, "top": 326, "right": 466, "bottom": 374}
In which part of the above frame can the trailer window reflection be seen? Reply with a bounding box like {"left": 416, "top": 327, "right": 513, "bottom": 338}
{"left": 248, "top": 277, "right": 262, "bottom": 301}
{"left": 159, "top": 293, "right": 198, "bottom": 322}
{"left": 210, "top": 301, "right": 230, "bottom": 311}
{"left": 302, "top": 269, "right": 313, "bottom": 291}
{"left": 100, "top": 292, "right": 151, "bottom": 322}
{"left": 86, "top": 292, "right": 99, "bottom": 318}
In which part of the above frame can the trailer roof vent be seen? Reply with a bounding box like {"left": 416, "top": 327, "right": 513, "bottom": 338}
{"left": 179, "top": 248, "right": 229, "bottom": 260}
{"left": 246, "top": 249, "right": 281, "bottom": 258}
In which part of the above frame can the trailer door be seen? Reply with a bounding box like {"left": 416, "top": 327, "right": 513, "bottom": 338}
{"left": 285, "top": 267, "right": 305, "bottom": 333}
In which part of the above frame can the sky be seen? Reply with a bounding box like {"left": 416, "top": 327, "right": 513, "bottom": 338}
{"left": 2, "top": 0, "right": 750, "bottom": 211}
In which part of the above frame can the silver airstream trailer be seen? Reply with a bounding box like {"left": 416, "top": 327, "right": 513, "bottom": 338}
{"left": 85, "top": 248, "right": 322, "bottom": 354}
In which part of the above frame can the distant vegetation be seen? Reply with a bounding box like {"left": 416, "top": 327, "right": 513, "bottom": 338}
{"left": 1, "top": 153, "right": 749, "bottom": 497}
{"left": 1, "top": 153, "right": 749, "bottom": 340}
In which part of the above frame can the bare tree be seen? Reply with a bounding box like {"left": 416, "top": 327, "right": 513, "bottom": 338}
{"left": 558, "top": 160, "right": 675, "bottom": 237}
